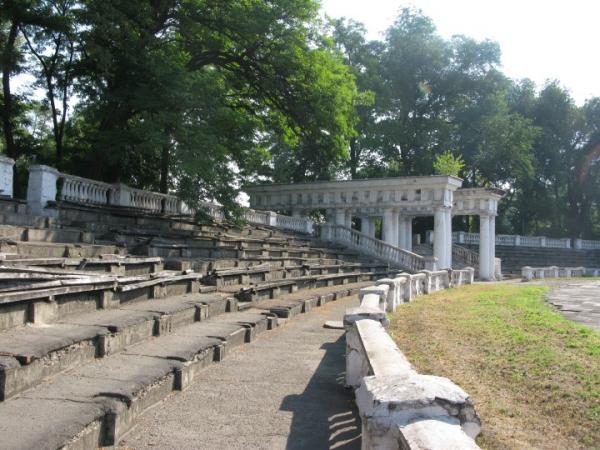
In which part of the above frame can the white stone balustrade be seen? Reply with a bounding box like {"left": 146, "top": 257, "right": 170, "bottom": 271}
{"left": 453, "top": 231, "right": 600, "bottom": 250}
{"left": 522, "top": 265, "right": 598, "bottom": 281}
{"left": 321, "top": 223, "right": 434, "bottom": 273}
{"left": 275, "top": 213, "right": 313, "bottom": 234}
{"left": 60, "top": 173, "right": 112, "bottom": 206}
{"left": 0, "top": 155, "right": 15, "bottom": 198}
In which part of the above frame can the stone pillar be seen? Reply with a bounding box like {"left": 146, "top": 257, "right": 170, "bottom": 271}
{"left": 361, "top": 216, "right": 371, "bottom": 237}
{"left": 397, "top": 216, "right": 413, "bottom": 251}
{"left": 398, "top": 216, "right": 407, "bottom": 249}
{"left": 367, "top": 217, "right": 377, "bottom": 238}
{"left": 266, "top": 211, "right": 278, "bottom": 227}
{"left": 425, "top": 230, "right": 434, "bottom": 245}
{"left": 326, "top": 208, "right": 335, "bottom": 225}
{"left": 382, "top": 208, "right": 399, "bottom": 247}
{"left": 334, "top": 208, "right": 346, "bottom": 227}
{"left": 109, "top": 183, "right": 133, "bottom": 208}
{"left": 479, "top": 214, "right": 492, "bottom": 280}
{"left": 405, "top": 216, "right": 413, "bottom": 252}
{"left": 489, "top": 215, "right": 496, "bottom": 279}
{"left": 446, "top": 210, "right": 453, "bottom": 268}
{"left": 0, "top": 155, "right": 15, "bottom": 198}
{"left": 27, "top": 165, "right": 60, "bottom": 215}
{"left": 345, "top": 210, "right": 352, "bottom": 229}
{"left": 433, "top": 208, "right": 448, "bottom": 268}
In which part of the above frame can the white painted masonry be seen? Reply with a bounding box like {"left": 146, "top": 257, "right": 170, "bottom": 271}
{"left": 343, "top": 269, "right": 480, "bottom": 450}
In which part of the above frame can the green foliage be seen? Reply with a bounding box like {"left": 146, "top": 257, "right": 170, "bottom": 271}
{"left": 433, "top": 150, "right": 464, "bottom": 177}
{"left": 2, "top": 3, "right": 599, "bottom": 236}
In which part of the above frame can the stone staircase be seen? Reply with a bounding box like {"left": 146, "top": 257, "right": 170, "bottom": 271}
{"left": 0, "top": 200, "right": 400, "bottom": 449}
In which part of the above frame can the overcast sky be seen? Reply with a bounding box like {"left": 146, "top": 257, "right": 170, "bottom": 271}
{"left": 321, "top": 0, "right": 598, "bottom": 105}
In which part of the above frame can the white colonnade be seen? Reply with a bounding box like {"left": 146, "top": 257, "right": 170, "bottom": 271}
{"left": 245, "top": 177, "right": 503, "bottom": 278}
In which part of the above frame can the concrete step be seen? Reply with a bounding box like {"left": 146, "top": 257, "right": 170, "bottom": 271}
{"left": 203, "top": 261, "right": 390, "bottom": 287}
{"left": 0, "top": 291, "right": 232, "bottom": 401}
{"left": 0, "top": 282, "right": 363, "bottom": 449}
{"left": 222, "top": 270, "right": 392, "bottom": 302}
{"left": 0, "top": 240, "right": 126, "bottom": 259}
{"left": 0, "top": 255, "right": 163, "bottom": 275}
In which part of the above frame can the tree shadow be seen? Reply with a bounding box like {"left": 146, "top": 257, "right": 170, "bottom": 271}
{"left": 279, "top": 335, "right": 361, "bottom": 450}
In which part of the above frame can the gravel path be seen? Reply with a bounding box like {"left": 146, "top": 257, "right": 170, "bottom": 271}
{"left": 119, "top": 295, "right": 361, "bottom": 450}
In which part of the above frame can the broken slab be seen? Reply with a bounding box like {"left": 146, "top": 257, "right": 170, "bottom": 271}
{"left": 356, "top": 373, "right": 481, "bottom": 449}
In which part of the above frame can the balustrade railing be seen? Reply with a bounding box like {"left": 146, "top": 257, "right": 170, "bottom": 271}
{"left": 243, "top": 209, "right": 270, "bottom": 225}
{"left": 320, "top": 224, "right": 432, "bottom": 272}
{"left": 452, "top": 231, "right": 600, "bottom": 250}
{"left": 452, "top": 244, "right": 479, "bottom": 268}
{"left": 521, "top": 265, "right": 600, "bottom": 280}
{"left": 276, "top": 214, "right": 313, "bottom": 234}
{"left": 577, "top": 239, "right": 600, "bottom": 250}
{"left": 60, "top": 173, "right": 112, "bottom": 206}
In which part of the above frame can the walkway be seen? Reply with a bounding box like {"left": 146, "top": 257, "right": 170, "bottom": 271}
{"left": 544, "top": 280, "right": 600, "bottom": 331}
{"left": 119, "top": 295, "right": 362, "bottom": 450}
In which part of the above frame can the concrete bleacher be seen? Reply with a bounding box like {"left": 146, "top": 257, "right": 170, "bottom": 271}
{"left": 0, "top": 199, "right": 399, "bottom": 449}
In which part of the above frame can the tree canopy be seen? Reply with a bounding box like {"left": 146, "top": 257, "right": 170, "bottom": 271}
{"left": 1, "top": 4, "right": 599, "bottom": 237}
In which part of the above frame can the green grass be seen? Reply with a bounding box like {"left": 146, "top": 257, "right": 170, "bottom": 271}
{"left": 388, "top": 284, "right": 600, "bottom": 450}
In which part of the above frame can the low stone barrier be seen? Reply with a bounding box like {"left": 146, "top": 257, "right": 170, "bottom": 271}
{"left": 522, "top": 265, "right": 600, "bottom": 281}
{"left": 344, "top": 268, "right": 480, "bottom": 450}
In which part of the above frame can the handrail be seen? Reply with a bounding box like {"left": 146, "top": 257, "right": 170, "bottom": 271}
{"left": 452, "top": 244, "right": 479, "bottom": 268}
{"left": 320, "top": 224, "right": 432, "bottom": 272}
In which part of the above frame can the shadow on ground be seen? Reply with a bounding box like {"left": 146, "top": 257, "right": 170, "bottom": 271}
{"left": 280, "top": 336, "right": 361, "bottom": 450}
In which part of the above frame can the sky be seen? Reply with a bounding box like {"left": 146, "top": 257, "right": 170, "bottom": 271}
{"left": 320, "top": 0, "right": 599, "bottom": 105}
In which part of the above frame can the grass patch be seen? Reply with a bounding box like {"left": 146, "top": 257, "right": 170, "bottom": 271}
{"left": 388, "top": 284, "right": 600, "bottom": 450}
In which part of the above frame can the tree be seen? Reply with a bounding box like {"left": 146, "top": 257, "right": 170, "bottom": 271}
{"left": 19, "top": 0, "right": 77, "bottom": 168}
{"left": 433, "top": 150, "right": 464, "bottom": 177}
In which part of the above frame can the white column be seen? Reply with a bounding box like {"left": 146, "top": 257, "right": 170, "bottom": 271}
{"left": 445, "top": 210, "right": 453, "bottom": 268}
{"left": 382, "top": 208, "right": 399, "bottom": 246}
{"left": 479, "top": 214, "right": 492, "bottom": 280}
{"left": 405, "top": 216, "right": 413, "bottom": 252}
{"left": 398, "top": 215, "right": 407, "bottom": 249}
{"left": 27, "top": 165, "right": 60, "bottom": 215}
{"left": 345, "top": 210, "right": 352, "bottom": 229}
{"left": 325, "top": 209, "right": 335, "bottom": 225}
{"left": 367, "top": 217, "right": 377, "bottom": 238}
{"left": 335, "top": 208, "right": 346, "bottom": 226}
{"left": 433, "top": 208, "right": 447, "bottom": 268}
{"left": 361, "top": 216, "right": 371, "bottom": 236}
{"left": 489, "top": 215, "right": 496, "bottom": 280}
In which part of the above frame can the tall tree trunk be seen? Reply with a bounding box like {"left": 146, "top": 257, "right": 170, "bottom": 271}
{"left": 349, "top": 137, "right": 359, "bottom": 179}
{"left": 159, "top": 127, "right": 172, "bottom": 194}
{"left": 1, "top": 22, "right": 18, "bottom": 160}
